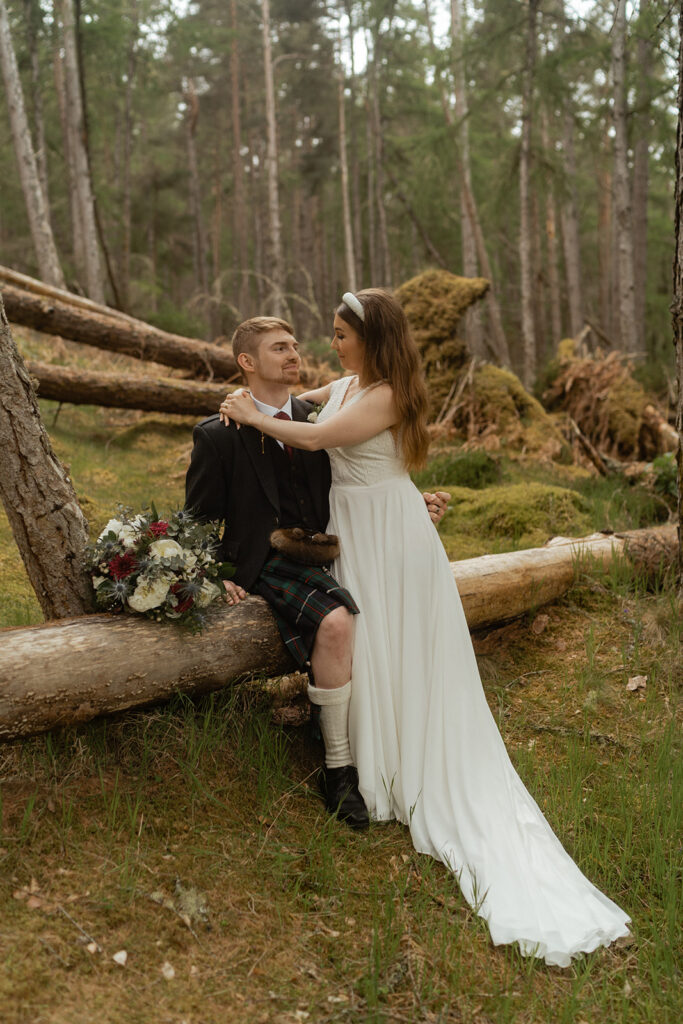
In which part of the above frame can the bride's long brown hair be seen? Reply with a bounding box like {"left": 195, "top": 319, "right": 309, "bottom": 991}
{"left": 336, "top": 288, "right": 430, "bottom": 470}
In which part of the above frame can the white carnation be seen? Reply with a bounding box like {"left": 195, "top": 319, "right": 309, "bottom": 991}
{"left": 92, "top": 575, "right": 107, "bottom": 589}
{"left": 99, "top": 518, "right": 123, "bottom": 540}
{"left": 128, "top": 575, "right": 172, "bottom": 613}
{"left": 149, "top": 538, "right": 183, "bottom": 561}
{"left": 196, "top": 580, "right": 221, "bottom": 608}
{"left": 307, "top": 411, "right": 318, "bottom": 423}
{"left": 182, "top": 551, "right": 198, "bottom": 570}
{"left": 118, "top": 524, "right": 141, "bottom": 548}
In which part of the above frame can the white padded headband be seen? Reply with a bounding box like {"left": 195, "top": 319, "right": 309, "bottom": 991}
{"left": 342, "top": 291, "right": 365, "bottom": 321}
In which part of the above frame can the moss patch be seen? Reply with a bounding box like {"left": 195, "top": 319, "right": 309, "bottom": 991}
{"left": 396, "top": 268, "right": 489, "bottom": 412}
{"left": 437, "top": 482, "right": 592, "bottom": 559}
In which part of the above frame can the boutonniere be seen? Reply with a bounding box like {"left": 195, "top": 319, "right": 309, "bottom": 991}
{"left": 307, "top": 402, "right": 326, "bottom": 424}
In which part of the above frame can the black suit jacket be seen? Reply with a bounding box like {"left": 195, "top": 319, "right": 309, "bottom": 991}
{"left": 185, "top": 396, "right": 331, "bottom": 589}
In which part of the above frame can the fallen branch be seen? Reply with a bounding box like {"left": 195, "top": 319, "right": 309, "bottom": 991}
{"left": 1, "top": 284, "right": 238, "bottom": 380}
{"left": 0, "top": 525, "right": 675, "bottom": 743}
{"left": 27, "top": 360, "right": 232, "bottom": 417}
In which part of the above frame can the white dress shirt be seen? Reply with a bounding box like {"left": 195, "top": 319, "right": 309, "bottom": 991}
{"left": 251, "top": 395, "right": 293, "bottom": 450}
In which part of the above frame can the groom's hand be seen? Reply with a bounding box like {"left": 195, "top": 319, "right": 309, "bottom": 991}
{"left": 223, "top": 580, "right": 247, "bottom": 605}
{"left": 423, "top": 491, "right": 450, "bottom": 525}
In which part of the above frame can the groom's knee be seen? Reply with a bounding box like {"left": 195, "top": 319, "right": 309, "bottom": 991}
{"left": 316, "top": 606, "right": 353, "bottom": 655}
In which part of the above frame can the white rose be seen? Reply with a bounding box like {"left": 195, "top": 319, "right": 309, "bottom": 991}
{"left": 149, "top": 538, "right": 183, "bottom": 561}
{"left": 128, "top": 575, "right": 172, "bottom": 613}
{"left": 307, "top": 411, "right": 318, "bottom": 423}
{"left": 99, "top": 518, "right": 123, "bottom": 540}
{"left": 119, "top": 524, "right": 141, "bottom": 548}
{"left": 196, "top": 580, "right": 221, "bottom": 608}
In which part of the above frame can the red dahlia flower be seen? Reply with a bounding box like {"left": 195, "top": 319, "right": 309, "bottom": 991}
{"left": 148, "top": 521, "right": 169, "bottom": 537}
{"left": 109, "top": 553, "right": 138, "bottom": 579}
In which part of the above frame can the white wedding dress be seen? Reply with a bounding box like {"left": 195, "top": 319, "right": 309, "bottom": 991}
{"left": 319, "top": 377, "right": 630, "bottom": 967}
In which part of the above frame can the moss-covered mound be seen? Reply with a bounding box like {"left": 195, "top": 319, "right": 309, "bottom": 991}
{"left": 447, "top": 364, "right": 571, "bottom": 461}
{"left": 396, "top": 268, "right": 489, "bottom": 412}
{"left": 542, "top": 350, "right": 670, "bottom": 460}
{"left": 437, "top": 482, "right": 592, "bottom": 559}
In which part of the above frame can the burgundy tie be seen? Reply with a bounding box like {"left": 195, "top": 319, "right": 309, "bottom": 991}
{"left": 273, "top": 411, "right": 293, "bottom": 459}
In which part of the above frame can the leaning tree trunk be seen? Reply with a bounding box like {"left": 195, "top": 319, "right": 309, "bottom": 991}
{"left": 27, "top": 360, "right": 233, "bottom": 416}
{"left": 1, "top": 284, "right": 238, "bottom": 379}
{"left": 0, "top": 0, "right": 65, "bottom": 289}
{"left": 0, "top": 526, "right": 675, "bottom": 743}
{"left": 0, "top": 295, "right": 91, "bottom": 619}
{"left": 673, "top": 2, "right": 683, "bottom": 595}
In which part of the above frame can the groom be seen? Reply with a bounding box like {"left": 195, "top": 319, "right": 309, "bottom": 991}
{"left": 185, "top": 315, "right": 448, "bottom": 830}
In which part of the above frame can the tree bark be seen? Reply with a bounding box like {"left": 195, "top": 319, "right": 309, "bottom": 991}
{"left": 230, "top": 0, "right": 249, "bottom": 317}
{"left": 261, "top": 0, "right": 285, "bottom": 315}
{"left": 519, "top": 0, "right": 538, "bottom": 390}
{"left": 27, "top": 360, "right": 231, "bottom": 416}
{"left": 451, "top": 0, "right": 485, "bottom": 358}
{"left": 59, "top": 0, "right": 105, "bottom": 304}
{"left": 1, "top": 284, "right": 238, "bottom": 379}
{"left": 673, "top": 2, "right": 683, "bottom": 595}
{"left": 541, "top": 109, "right": 562, "bottom": 345}
{"left": 0, "top": 0, "right": 65, "bottom": 289}
{"left": 0, "top": 525, "right": 675, "bottom": 743}
{"left": 0, "top": 294, "right": 91, "bottom": 620}
{"left": 23, "top": 0, "right": 49, "bottom": 210}
{"left": 612, "top": 0, "right": 638, "bottom": 354}
{"left": 184, "top": 78, "right": 210, "bottom": 306}
{"left": 338, "top": 64, "right": 357, "bottom": 293}
{"left": 119, "top": 4, "right": 137, "bottom": 312}
{"left": 633, "top": 13, "right": 652, "bottom": 354}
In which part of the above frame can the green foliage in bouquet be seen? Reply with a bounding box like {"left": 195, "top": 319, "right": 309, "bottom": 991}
{"left": 85, "top": 505, "right": 233, "bottom": 631}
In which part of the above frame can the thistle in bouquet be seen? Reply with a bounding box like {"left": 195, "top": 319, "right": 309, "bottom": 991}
{"left": 86, "top": 504, "right": 234, "bottom": 631}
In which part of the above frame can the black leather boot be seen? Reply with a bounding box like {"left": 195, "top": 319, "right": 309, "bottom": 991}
{"left": 320, "top": 765, "right": 369, "bottom": 830}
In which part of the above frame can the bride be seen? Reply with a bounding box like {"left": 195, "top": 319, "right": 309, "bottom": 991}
{"left": 221, "top": 287, "right": 631, "bottom": 966}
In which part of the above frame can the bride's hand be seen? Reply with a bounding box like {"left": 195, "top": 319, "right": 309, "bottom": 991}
{"left": 219, "top": 388, "right": 245, "bottom": 426}
{"left": 220, "top": 389, "right": 261, "bottom": 428}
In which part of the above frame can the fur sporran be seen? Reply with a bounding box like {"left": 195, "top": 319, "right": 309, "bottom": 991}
{"left": 270, "top": 527, "right": 340, "bottom": 565}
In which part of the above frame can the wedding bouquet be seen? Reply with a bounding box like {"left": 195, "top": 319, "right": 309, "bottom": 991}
{"left": 86, "top": 505, "right": 233, "bottom": 631}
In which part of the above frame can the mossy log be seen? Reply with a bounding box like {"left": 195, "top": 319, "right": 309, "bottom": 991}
{"left": 1, "top": 284, "right": 238, "bottom": 380}
{"left": 0, "top": 525, "right": 675, "bottom": 743}
{"left": 27, "top": 360, "right": 230, "bottom": 416}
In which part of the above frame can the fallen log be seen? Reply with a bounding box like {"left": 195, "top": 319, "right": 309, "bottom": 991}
{"left": 1, "top": 284, "right": 238, "bottom": 380}
{"left": 0, "top": 264, "right": 137, "bottom": 324}
{"left": 27, "top": 360, "right": 232, "bottom": 417}
{"left": 0, "top": 525, "right": 674, "bottom": 743}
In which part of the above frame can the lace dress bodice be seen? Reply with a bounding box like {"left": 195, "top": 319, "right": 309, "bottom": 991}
{"left": 318, "top": 377, "right": 405, "bottom": 487}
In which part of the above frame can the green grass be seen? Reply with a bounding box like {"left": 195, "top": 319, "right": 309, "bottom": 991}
{"left": 1, "top": 571, "right": 680, "bottom": 1023}
{"left": 1, "top": 397, "right": 681, "bottom": 1022}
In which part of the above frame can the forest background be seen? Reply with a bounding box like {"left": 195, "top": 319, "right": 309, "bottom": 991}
{"left": 0, "top": 0, "right": 679, "bottom": 390}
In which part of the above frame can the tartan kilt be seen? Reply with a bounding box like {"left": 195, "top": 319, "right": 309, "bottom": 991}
{"left": 253, "top": 553, "right": 359, "bottom": 669}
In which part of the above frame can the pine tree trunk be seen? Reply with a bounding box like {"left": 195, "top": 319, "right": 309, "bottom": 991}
{"left": 633, "top": 20, "right": 652, "bottom": 354}
{"left": 54, "top": 40, "right": 85, "bottom": 281}
{"left": 338, "top": 66, "right": 357, "bottom": 292}
{"left": 23, "top": 0, "right": 49, "bottom": 209}
{"left": 0, "top": 0, "right": 65, "bottom": 289}
{"left": 673, "top": 3, "right": 683, "bottom": 595}
{"left": 369, "top": 47, "right": 391, "bottom": 287}
{"left": 261, "top": 0, "right": 285, "bottom": 315}
{"left": 0, "top": 295, "right": 90, "bottom": 619}
{"left": 59, "top": 0, "right": 105, "bottom": 303}
{"left": 451, "top": 0, "right": 485, "bottom": 358}
{"left": 557, "top": 0, "right": 583, "bottom": 339}
{"left": 612, "top": 0, "right": 638, "bottom": 355}
{"left": 184, "top": 80, "right": 209, "bottom": 306}
{"left": 541, "top": 108, "right": 562, "bottom": 345}
{"left": 119, "top": 7, "right": 137, "bottom": 312}
{"left": 519, "top": 0, "right": 538, "bottom": 389}
{"left": 343, "top": 1, "right": 363, "bottom": 287}
{"left": 230, "top": 0, "right": 249, "bottom": 317}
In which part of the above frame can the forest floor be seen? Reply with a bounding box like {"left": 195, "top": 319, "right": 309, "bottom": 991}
{"left": 0, "top": 363, "right": 681, "bottom": 1023}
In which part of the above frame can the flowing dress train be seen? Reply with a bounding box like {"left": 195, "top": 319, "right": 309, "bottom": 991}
{"left": 319, "top": 377, "right": 630, "bottom": 967}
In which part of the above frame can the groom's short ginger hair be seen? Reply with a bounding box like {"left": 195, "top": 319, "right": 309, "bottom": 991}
{"left": 231, "top": 316, "right": 294, "bottom": 362}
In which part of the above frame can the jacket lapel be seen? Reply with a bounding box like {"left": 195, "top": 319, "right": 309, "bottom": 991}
{"left": 239, "top": 423, "right": 279, "bottom": 513}
{"left": 291, "top": 396, "right": 328, "bottom": 518}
